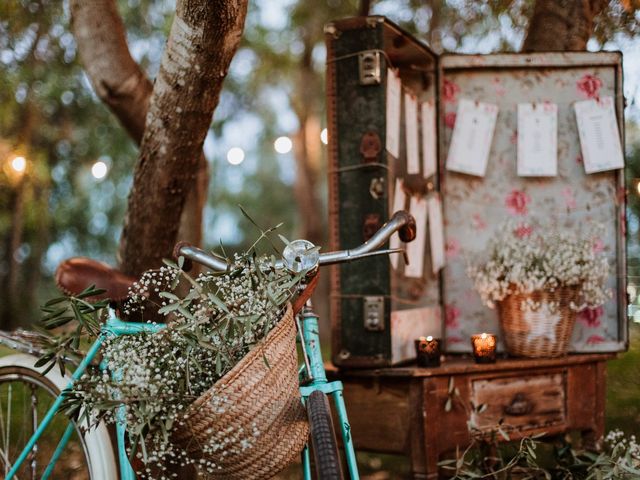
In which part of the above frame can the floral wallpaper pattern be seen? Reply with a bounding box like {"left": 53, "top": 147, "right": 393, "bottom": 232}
{"left": 439, "top": 60, "right": 625, "bottom": 353}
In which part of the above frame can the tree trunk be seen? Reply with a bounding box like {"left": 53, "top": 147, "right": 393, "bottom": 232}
{"left": 70, "top": 0, "right": 152, "bottom": 143}
{"left": 118, "top": 0, "right": 249, "bottom": 276}
{"left": 522, "top": 0, "right": 608, "bottom": 51}
{"left": 71, "top": 0, "right": 210, "bottom": 268}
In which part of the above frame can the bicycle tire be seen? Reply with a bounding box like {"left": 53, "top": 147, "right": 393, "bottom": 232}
{"left": 0, "top": 353, "right": 117, "bottom": 479}
{"left": 307, "top": 390, "right": 344, "bottom": 480}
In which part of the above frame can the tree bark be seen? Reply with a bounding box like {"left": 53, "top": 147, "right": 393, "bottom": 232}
{"left": 71, "top": 0, "right": 207, "bottom": 257}
{"left": 118, "top": 0, "right": 249, "bottom": 276}
{"left": 70, "top": 0, "right": 152, "bottom": 143}
{"left": 522, "top": 0, "right": 608, "bottom": 51}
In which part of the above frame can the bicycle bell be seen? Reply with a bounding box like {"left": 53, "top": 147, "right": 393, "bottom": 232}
{"left": 282, "top": 239, "right": 320, "bottom": 273}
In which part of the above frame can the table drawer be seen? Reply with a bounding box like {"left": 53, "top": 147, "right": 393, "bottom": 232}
{"left": 470, "top": 372, "right": 566, "bottom": 433}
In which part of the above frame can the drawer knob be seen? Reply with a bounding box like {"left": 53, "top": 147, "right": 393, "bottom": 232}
{"left": 504, "top": 393, "right": 534, "bottom": 416}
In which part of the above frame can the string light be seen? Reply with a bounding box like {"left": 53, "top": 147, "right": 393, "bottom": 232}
{"left": 10, "top": 156, "right": 26, "bottom": 173}
{"left": 91, "top": 161, "right": 108, "bottom": 179}
{"left": 227, "top": 147, "right": 245, "bottom": 165}
{"left": 274, "top": 136, "right": 292, "bottom": 154}
{"left": 320, "top": 128, "right": 328, "bottom": 145}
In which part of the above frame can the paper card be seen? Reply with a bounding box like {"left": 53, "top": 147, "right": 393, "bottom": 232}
{"left": 405, "top": 92, "right": 420, "bottom": 174}
{"left": 445, "top": 98, "right": 498, "bottom": 177}
{"left": 386, "top": 69, "right": 402, "bottom": 159}
{"left": 421, "top": 101, "right": 437, "bottom": 179}
{"left": 427, "top": 194, "right": 445, "bottom": 274}
{"left": 517, "top": 102, "right": 558, "bottom": 177}
{"left": 405, "top": 196, "right": 428, "bottom": 278}
{"left": 574, "top": 96, "right": 624, "bottom": 174}
{"left": 390, "top": 178, "right": 406, "bottom": 270}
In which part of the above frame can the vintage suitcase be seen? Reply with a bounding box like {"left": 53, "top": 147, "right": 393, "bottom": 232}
{"left": 325, "top": 16, "right": 627, "bottom": 367}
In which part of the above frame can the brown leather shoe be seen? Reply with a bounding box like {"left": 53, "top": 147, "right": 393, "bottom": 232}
{"left": 55, "top": 257, "right": 136, "bottom": 302}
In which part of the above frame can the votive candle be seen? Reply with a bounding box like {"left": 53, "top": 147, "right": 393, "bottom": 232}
{"left": 415, "top": 336, "right": 441, "bottom": 367}
{"left": 471, "top": 333, "right": 497, "bottom": 364}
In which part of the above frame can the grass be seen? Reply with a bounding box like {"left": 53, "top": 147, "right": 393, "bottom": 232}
{"left": 605, "top": 322, "right": 640, "bottom": 437}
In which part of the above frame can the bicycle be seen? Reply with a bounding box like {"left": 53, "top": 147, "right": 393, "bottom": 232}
{"left": 0, "top": 210, "right": 416, "bottom": 480}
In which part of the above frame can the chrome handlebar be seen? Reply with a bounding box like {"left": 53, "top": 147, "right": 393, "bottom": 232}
{"left": 174, "top": 210, "right": 417, "bottom": 273}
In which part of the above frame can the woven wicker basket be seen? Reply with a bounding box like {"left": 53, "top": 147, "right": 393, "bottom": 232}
{"left": 497, "top": 287, "right": 578, "bottom": 358}
{"left": 171, "top": 303, "right": 309, "bottom": 479}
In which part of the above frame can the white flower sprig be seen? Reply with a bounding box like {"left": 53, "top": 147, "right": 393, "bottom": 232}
{"left": 467, "top": 219, "right": 610, "bottom": 311}
{"left": 63, "top": 250, "right": 308, "bottom": 479}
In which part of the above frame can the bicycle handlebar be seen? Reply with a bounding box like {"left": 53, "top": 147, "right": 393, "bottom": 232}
{"left": 173, "top": 210, "right": 416, "bottom": 273}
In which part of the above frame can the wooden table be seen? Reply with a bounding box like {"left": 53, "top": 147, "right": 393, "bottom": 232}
{"left": 328, "top": 354, "right": 614, "bottom": 479}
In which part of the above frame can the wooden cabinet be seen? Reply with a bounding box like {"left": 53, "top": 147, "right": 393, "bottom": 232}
{"left": 329, "top": 354, "right": 612, "bottom": 479}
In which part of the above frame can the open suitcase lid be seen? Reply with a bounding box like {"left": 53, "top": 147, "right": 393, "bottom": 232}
{"left": 326, "top": 16, "right": 627, "bottom": 358}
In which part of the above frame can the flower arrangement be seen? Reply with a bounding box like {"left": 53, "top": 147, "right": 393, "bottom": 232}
{"left": 38, "top": 230, "right": 310, "bottom": 478}
{"left": 467, "top": 219, "right": 610, "bottom": 312}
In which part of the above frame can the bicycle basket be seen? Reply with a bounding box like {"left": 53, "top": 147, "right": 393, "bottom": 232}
{"left": 171, "top": 303, "right": 309, "bottom": 479}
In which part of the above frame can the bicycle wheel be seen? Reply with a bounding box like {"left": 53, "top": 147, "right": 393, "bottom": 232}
{"left": 307, "top": 390, "right": 344, "bottom": 480}
{"left": 0, "top": 354, "right": 117, "bottom": 479}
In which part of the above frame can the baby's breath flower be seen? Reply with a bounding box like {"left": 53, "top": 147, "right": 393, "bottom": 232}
{"left": 71, "top": 250, "right": 306, "bottom": 479}
{"left": 467, "top": 218, "right": 611, "bottom": 312}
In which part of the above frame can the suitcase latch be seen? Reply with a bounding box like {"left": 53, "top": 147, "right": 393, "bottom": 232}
{"left": 364, "top": 296, "right": 385, "bottom": 331}
{"left": 358, "top": 51, "right": 381, "bottom": 85}
{"left": 360, "top": 131, "right": 382, "bottom": 163}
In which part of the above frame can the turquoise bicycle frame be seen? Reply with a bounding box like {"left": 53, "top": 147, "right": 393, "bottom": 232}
{"left": 6, "top": 311, "right": 164, "bottom": 480}
{"left": 298, "top": 304, "right": 360, "bottom": 480}
{"left": 7, "top": 305, "right": 360, "bottom": 479}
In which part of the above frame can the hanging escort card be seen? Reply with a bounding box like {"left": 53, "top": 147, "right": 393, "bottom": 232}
{"left": 390, "top": 178, "right": 406, "bottom": 270}
{"left": 517, "top": 102, "right": 558, "bottom": 177}
{"left": 421, "top": 101, "right": 437, "bottom": 179}
{"left": 446, "top": 99, "right": 498, "bottom": 177}
{"left": 574, "top": 96, "right": 624, "bottom": 174}
{"left": 405, "top": 92, "right": 420, "bottom": 174}
{"left": 427, "top": 194, "right": 445, "bottom": 274}
{"left": 386, "top": 69, "right": 402, "bottom": 159}
{"left": 405, "top": 195, "right": 427, "bottom": 278}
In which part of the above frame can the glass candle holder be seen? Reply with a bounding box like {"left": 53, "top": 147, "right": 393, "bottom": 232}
{"left": 415, "top": 336, "right": 441, "bottom": 367}
{"left": 471, "top": 333, "right": 497, "bottom": 364}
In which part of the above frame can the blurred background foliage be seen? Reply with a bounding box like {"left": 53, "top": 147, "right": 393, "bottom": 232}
{"left": 0, "top": 0, "right": 639, "bottom": 329}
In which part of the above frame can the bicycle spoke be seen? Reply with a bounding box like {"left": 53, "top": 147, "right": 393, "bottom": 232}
{"left": 29, "top": 383, "right": 38, "bottom": 480}
{"left": 6, "top": 383, "right": 11, "bottom": 473}
{"left": 0, "top": 385, "right": 7, "bottom": 477}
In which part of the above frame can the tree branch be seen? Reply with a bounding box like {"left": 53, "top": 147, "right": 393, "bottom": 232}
{"left": 118, "top": 0, "right": 249, "bottom": 276}
{"left": 70, "top": 0, "right": 152, "bottom": 143}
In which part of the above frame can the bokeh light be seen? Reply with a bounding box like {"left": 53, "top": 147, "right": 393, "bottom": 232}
{"left": 320, "top": 128, "right": 328, "bottom": 145}
{"left": 274, "top": 136, "right": 293, "bottom": 154}
{"left": 91, "top": 161, "right": 108, "bottom": 179}
{"left": 227, "top": 147, "right": 245, "bottom": 165}
{"left": 11, "top": 156, "right": 26, "bottom": 173}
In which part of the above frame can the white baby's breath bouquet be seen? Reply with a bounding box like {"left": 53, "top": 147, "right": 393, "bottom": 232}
{"left": 38, "top": 222, "right": 310, "bottom": 479}
{"left": 467, "top": 219, "right": 610, "bottom": 311}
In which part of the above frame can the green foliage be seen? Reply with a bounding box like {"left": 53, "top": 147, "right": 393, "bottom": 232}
{"left": 440, "top": 431, "right": 640, "bottom": 479}
{"left": 36, "top": 225, "right": 311, "bottom": 477}
{"left": 35, "top": 285, "right": 108, "bottom": 375}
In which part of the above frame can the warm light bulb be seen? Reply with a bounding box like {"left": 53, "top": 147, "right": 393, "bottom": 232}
{"left": 11, "top": 156, "right": 26, "bottom": 173}
{"left": 227, "top": 147, "right": 245, "bottom": 165}
{"left": 274, "top": 136, "right": 292, "bottom": 154}
{"left": 91, "top": 161, "right": 108, "bottom": 179}
{"left": 320, "top": 128, "right": 328, "bottom": 145}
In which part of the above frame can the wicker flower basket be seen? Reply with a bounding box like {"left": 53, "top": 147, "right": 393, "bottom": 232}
{"left": 171, "top": 303, "right": 309, "bottom": 479}
{"left": 497, "top": 287, "right": 578, "bottom": 358}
